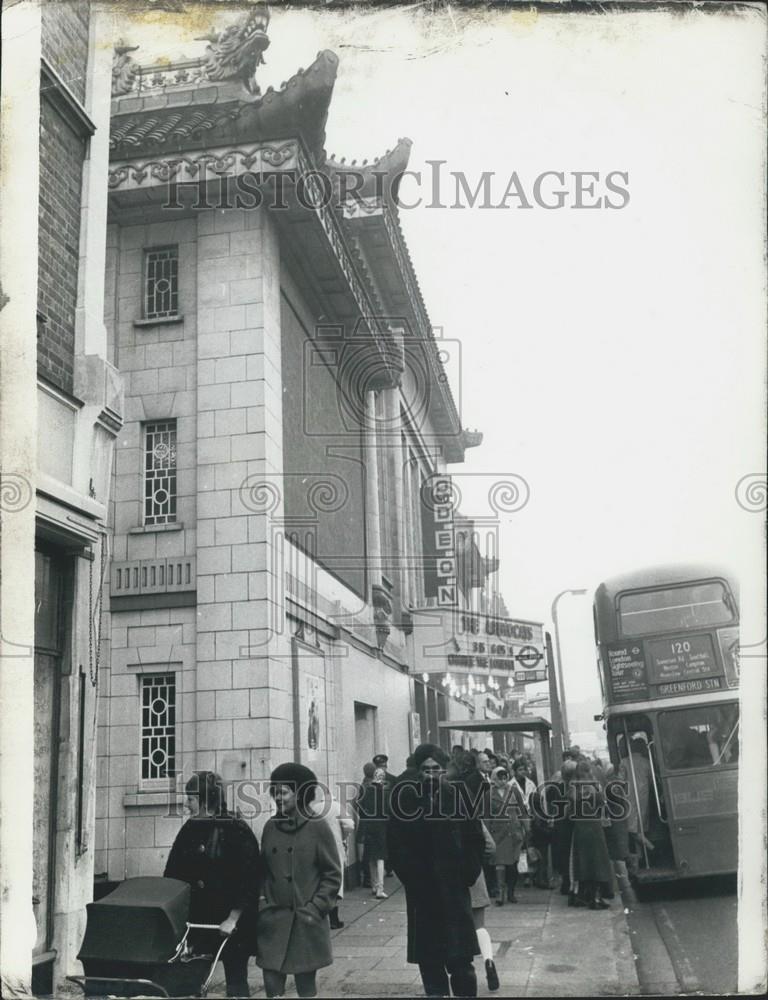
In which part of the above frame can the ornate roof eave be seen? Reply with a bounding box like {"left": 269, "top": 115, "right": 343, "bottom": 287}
{"left": 342, "top": 195, "right": 465, "bottom": 461}
{"left": 109, "top": 50, "right": 339, "bottom": 162}
{"left": 326, "top": 138, "right": 413, "bottom": 203}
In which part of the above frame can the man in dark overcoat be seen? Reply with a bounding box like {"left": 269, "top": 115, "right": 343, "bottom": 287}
{"left": 387, "top": 743, "right": 484, "bottom": 997}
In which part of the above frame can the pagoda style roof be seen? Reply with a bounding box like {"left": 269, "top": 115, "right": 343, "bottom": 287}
{"left": 107, "top": 31, "right": 473, "bottom": 461}
{"left": 110, "top": 51, "right": 338, "bottom": 160}
{"left": 327, "top": 138, "right": 413, "bottom": 202}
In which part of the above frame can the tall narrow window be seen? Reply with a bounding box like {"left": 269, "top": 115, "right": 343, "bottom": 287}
{"left": 144, "top": 245, "right": 179, "bottom": 319}
{"left": 144, "top": 420, "right": 177, "bottom": 525}
{"left": 140, "top": 673, "right": 176, "bottom": 782}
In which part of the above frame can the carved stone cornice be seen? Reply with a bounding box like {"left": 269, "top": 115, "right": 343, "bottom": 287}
{"left": 108, "top": 139, "right": 298, "bottom": 190}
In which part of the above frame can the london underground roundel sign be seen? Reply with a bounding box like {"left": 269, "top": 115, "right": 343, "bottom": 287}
{"left": 516, "top": 645, "right": 543, "bottom": 669}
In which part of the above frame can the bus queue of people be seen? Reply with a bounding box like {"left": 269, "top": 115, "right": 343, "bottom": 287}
{"left": 163, "top": 747, "right": 629, "bottom": 999}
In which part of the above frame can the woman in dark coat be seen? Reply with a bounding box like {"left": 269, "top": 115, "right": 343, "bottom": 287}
{"left": 164, "top": 771, "right": 261, "bottom": 998}
{"left": 568, "top": 761, "right": 614, "bottom": 909}
{"left": 550, "top": 759, "right": 577, "bottom": 894}
{"left": 256, "top": 763, "right": 342, "bottom": 999}
{"left": 387, "top": 743, "right": 484, "bottom": 998}
{"left": 357, "top": 767, "right": 390, "bottom": 899}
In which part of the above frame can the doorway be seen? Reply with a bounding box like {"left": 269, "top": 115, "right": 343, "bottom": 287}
{"left": 354, "top": 702, "right": 377, "bottom": 765}
{"left": 33, "top": 548, "right": 68, "bottom": 958}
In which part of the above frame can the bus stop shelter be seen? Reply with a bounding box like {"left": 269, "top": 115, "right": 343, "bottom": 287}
{"left": 438, "top": 716, "right": 554, "bottom": 780}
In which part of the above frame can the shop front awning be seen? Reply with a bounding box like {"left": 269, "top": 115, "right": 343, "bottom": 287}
{"left": 438, "top": 715, "right": 551, "bottom": 734}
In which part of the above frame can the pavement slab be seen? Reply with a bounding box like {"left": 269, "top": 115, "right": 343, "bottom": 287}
{"left": 205, "top": 878, "right": 640, "bottom": 998}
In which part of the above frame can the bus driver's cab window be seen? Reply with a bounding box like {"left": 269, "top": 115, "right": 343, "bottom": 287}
{"left": 658, "top": 704, "right": 739, "bottom": 770}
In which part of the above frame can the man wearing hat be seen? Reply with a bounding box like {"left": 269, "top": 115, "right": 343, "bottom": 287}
{"left": 371, "top": 754, "right": 396, "bottom": 876}
{"left": 387, "top": 743, "right": 484, "bottom": 997}
{"left": 372, "top": 753, "right": 396, "bottom": 789}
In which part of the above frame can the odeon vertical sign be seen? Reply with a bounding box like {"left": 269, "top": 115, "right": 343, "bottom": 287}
{"left": 421, "top": 474, "right": 458, "bottom": 607}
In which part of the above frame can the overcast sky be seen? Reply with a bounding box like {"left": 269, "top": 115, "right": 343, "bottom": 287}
{"left": 110, "top": 2, "right": 766, "bottom": 714}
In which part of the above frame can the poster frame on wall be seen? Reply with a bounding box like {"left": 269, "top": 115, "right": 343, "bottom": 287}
{"left": 290, "top": 636, "right": 330, "bottom": 780}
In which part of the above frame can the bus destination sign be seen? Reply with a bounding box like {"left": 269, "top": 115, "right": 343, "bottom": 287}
{"left": 646, "top": 634, "right": 720, "bottom": 685}
{"left": 606, "top": 642, "right": 649, "bottom": 701}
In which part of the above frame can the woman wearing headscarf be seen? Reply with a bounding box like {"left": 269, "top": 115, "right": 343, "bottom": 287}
{"left": 256, "top": 763, "right": 342, "bottom": 999}
{"left": 357, "top": 766, "right": 390, "bottom": 899}
{"left": 486, "top": 764, "right": 527, "bottom": 905}
{"left": 164, "top": 771, "right": 261, "bottom": 998}
{"left": 567, "top": 760, "right": 614, "bottom": 909}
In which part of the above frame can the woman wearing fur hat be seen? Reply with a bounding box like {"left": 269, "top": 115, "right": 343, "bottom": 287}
{"left": 256, "top": 763, "right": 342, "bottom": 999}
{"left": 164, "top": 770, "right": 261, "bottom": 998}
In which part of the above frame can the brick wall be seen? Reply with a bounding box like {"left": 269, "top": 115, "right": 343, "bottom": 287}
{"left": 38, "top": 97, "right": 86, "bottom": 393}
{"left": 37, "top": 98, "right": 86, "bottom": 394}
{"left": 37, "top": 1, "right": 90, "bottom": 394}
{"left": 41, "top": 0, "right": 90, "bottom": 102}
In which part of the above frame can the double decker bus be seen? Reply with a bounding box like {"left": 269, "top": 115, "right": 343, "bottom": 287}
{"left": 594, "top": 564, "right": 739, "bottom": 883}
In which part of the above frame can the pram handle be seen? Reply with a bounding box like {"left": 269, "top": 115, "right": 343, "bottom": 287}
{"left": 168, "top": 922, "right": 232, "bottom": 997}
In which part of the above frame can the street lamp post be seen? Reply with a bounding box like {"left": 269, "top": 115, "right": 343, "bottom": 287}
{"left": 551, "top": 588, "right": 588, "bottom": 750}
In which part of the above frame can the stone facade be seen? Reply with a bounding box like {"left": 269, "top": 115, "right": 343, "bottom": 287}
{"left": 95, "top": 26, "right": 487, "bottom": 888}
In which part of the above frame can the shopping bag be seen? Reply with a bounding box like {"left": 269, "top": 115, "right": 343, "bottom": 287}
{"left": 517, "top": 851, "right": 529, "bottom": 875}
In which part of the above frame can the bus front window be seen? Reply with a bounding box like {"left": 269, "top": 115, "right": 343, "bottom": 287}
{"left": 658, "top": 704, "right": 739, "bottom": 770}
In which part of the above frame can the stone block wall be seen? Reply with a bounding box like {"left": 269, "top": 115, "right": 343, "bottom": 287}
{"left": 194, "top": 206, "right": 293, "bottom": 792}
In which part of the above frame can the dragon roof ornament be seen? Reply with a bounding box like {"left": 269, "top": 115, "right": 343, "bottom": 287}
{"left": 197, "top": 1, "right": 271, "bottom": 95}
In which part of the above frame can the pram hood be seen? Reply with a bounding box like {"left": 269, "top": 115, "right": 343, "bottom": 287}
{"left": 78, "top": 877, "right": 191, "bottom": 965}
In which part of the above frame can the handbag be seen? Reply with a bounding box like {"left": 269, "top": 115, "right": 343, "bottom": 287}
{"left": 517, "top": 851, "right": 529, "bottom": 875}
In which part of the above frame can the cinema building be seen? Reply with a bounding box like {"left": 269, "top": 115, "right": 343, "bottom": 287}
{"left": 94, "top": 11, "right": 491, "bottom": 886}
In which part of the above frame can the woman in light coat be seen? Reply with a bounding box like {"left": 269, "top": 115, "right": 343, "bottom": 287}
{"left": 486, "top": 765, "right": 527, "bottom": 905}
{"left": 256, "top": 763, "right": 342, "bottom": 999}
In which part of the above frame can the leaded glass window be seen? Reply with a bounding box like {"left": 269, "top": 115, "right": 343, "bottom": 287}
{"left": 140, "top": 673, "right": 176, "bottom": 781}
{"left": 144, "top": 246, "right": 179, "bottom": 319}
{"left": 144, "top": 421, "right": 177, "bottom": 525}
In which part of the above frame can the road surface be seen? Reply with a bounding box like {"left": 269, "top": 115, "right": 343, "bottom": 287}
{"left": 626, "top": 875, "right": 737, "bottom": 994}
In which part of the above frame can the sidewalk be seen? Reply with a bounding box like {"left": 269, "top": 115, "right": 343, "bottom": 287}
{"left": 214, "top": 878, "right": 640, "bottom": 998}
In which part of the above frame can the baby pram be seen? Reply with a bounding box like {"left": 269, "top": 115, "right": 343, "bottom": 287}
{"left": 67, "top": 877, "right": 230, "bottom": 998}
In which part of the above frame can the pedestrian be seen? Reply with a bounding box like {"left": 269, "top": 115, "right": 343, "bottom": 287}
{"left": 164, "top": 771, "right": 261, "bottom": 998}
{"left": 618, "top": 737, "right": 654, "bottom": 861}
{"left": 567, "top": 760, "right": 614, "bottom": 909}
{"left": 355, "top": 762, "right": 376, "bottom": 888}
{"left": 469, "top": 748, "right": 499, "bottom": 901}
{"left": 510, "top": 758, "right": 536, "bottom": 885}
{"left": 551, "top": 759, "right": 577, "bottom": 894}
{"left": 372, "top": 754, "right": 396, "bottom": 876}
{"left": 357, "top": 766, "right": 390, "bottom": 899}
{"left": 387, "top": 743, "right": 484, "bottom": 998}
{"left": 528, "top": 778, "right": 554, "bottom": 889}
{"left": 486, "top": 765, "right": 527, "bottom": 905}
{"left": 310, "top": 783, "right": 354, "bottom": 929}
{"left": 446, "top": 751, "right": 500, "bottom": 993}
{"left": 255, "top": 763, "right": 342, "bottom": 999}
{"left": 602, "top": 768, "right": 631, "bottom": 890}
{"left": 372, "top": 752, "right": 397, "bottom": 789}
{"left": 510, "top": 757, "right": 536, "bottom": 806}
